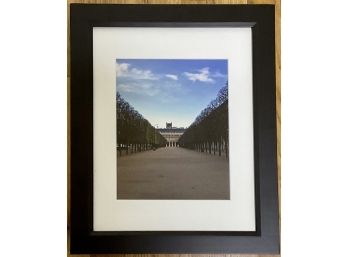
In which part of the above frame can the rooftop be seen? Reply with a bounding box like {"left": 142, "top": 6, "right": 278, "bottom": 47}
{"left": 157, "top": 128, "right": 186, "bottom": 133}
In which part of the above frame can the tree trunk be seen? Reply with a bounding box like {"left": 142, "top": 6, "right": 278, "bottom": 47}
{"left": 219, "top": 138, "right": 221, "bottom": 156}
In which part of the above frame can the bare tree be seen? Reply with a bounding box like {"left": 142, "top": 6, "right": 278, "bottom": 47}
{"left": 117, "top": 92, "right": 167, "bottom": 156}
{"left": 178, "top": 82, "right": 229, "bottom": 158}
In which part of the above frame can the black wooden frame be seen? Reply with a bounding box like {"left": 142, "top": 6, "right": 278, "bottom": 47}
{"left": 70, "top": 4, "right": 279, "bottom": 254}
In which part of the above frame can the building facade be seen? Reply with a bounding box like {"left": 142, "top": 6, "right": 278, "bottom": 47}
{"left": 157, "top": 122, "right": 185, "bottom": 147}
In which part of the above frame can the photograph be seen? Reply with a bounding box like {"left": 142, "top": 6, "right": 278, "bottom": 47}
{"left": 116, "top": 59, "right": 229, "bottom": 200}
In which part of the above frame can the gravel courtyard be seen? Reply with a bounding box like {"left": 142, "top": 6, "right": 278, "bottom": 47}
{"left": 117, "top": 147, "right": 230, "bottom": 200}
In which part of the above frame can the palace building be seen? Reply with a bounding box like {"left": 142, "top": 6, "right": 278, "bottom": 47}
{"left": 157, "top": 122, "right": 185, "bottom": 147}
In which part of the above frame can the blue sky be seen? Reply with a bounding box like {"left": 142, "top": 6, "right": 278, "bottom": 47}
{"left": 116, "top": 59, "right": 228, "bottom": 128}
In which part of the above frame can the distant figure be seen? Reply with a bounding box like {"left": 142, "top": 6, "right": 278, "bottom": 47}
{"left": 166, "top": 122, "right": 172, "bottom": 129}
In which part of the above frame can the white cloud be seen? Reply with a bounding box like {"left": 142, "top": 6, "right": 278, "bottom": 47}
{"left": 183, "top": 67, "right": 214, "bottom": 83}
{"left": 130, "top": 68, "right": 158, "bottom": 80}
{"left": 118, "top": 80, "right": 187, "bottom": 102}
{"left": 116, "top": 62, "right": 130, "bottom": 76}
{"left": 116, "top": 62, "right": 158, "bottom": 80}
{"left": 118, "top": 83, "right": 160, "bottom": 96}
{"left": 165, "top": 74, "right": 178, "bottom": 80}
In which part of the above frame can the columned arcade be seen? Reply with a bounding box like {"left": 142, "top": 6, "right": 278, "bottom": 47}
{"left": 157, "top": 122, "right": 185, "bottom": 147}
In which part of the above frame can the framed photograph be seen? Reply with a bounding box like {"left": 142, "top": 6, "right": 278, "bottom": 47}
{"left": 70, "top": 4, "right": 279, "bottom": 254}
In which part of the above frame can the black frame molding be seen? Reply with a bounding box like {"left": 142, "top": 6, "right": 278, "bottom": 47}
{"left": 70, "top": 4, "right": 279, "bottom": 254}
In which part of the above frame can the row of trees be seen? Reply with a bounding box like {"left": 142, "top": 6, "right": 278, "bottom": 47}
{"left": 117, "top": 92, "right": 167, "bottom": 156}
{"left": 178, "top": 83, "right": 229, "bottom": 158}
